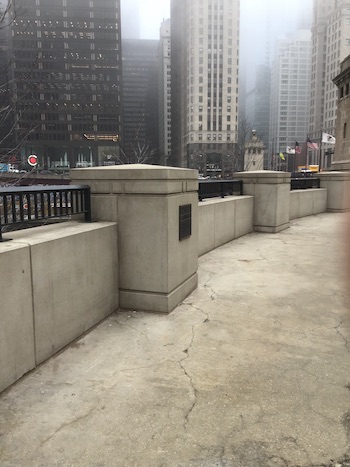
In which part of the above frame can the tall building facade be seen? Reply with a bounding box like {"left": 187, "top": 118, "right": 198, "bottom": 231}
{"left": 309, "top": 0, "right": 334, "bottom": 139}
{"left": 170, "top": 0, "right": 240, "bottom": 175}
{"left": 269, "top": 30, "right": 312, "bottom": 168}
{"left": 9, "top": 0, "right": 123, "bottom": 170}
{"left": 310, "top": 0, "right": 350, "bottom": 167}
{"left": 332, "top": 54, "right": 350, "bottom": 170}
{"left": 158, "top": 19, "right": 171, "bottom": 166}
{"left": 0, "top": 14, "right": 14, "bottom": 160}
{"left": 122, "top": 39, "right": 159, "bottom": 163}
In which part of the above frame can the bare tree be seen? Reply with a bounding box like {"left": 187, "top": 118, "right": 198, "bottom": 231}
{"left": 99, "top": 141, "right": 158, "bottom": 166}
{"left": 0, "top": 1, "right": 39, "bottom": 185}
{"left": 117, "top": 142, "right": 158, "bottom": 165}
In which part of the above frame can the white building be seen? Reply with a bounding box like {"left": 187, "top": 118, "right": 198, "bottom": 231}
{"left": 269, "top": 30, "right": 312, "bottom": 163}
{"left": 170, "top": 0, "right": 240, "bottom": 175}
{"left": 158, "top": 19, "right": 172, "bottom": 166}
{"left": 244, "top": 130, "right": 265, "bottom": 171}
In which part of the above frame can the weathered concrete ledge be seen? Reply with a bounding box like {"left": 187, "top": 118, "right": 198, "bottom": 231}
{"left": 319, "top": 171, "right": 350, "bottom": 212}
{"left": 290, "top": 188, "right": 327, "bottom": 219}
{"left": 198, "top": 195, "right": 253, "bottom": 256}
{"left": 0, "top": 221, "right": 119, "bottom": 392}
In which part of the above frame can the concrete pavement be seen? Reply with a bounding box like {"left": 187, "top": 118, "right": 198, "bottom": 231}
{"left": 1, "top": 213, "right": 350, "bottom": 466}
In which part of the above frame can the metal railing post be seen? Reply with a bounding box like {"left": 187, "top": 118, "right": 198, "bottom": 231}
{"left": 84, "top": 187, "right": 92, "bottom": 222}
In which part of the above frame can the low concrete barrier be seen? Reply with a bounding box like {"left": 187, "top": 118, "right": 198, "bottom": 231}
{"left": 3, "top": 167, "right": 349, "bottom": 394}
{"left": 198, "top": 196, "right": 254, "bottom": 256}
{"left": 319, "top": 172, "right": 350, "bottom": 212}
{"left": 0, "top": 221, "right": 119, "bottom": 393}
{"left": 290, "top": 188, "right": 327, "bottom": 220}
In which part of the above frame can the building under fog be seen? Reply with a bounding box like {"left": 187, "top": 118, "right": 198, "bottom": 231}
{"left": 269, "top": 30, "right": 312, "bottom": 170}
{"left": 245, "top": 64, "right": 271, "bottom": 168}
{"left": 158, "top": 19, "right": 171, "bottom": 166}
{"left": 122, "top": 39, "right": 159, "bottom": 163}
{"left": 8, "top": 0, "right": 123, "bottom": 170}
{"left": 170, "top": 0, "right": 240, "bottom": 176}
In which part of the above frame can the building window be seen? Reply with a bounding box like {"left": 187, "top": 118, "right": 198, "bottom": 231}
{"left": 344, "top": 122, "right": 347, "bottom": 138}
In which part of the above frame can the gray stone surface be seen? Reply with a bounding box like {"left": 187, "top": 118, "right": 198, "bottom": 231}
{"left": 237, "top": 171, "right": 291, "bottom": 233}
{"left": 0, "top": 242, "right": 35, "bottom": 393}
{"left": 1, "top": 213, "right": 350, "bottom": 467}
{"left": 319, "top": 172, "right": 350, "bottom": 212}
{"left": 72, "top": 164, "right": 199, "bottom": 313}
{"left": 290, "top": 189, "right": 327, "bottom": 220}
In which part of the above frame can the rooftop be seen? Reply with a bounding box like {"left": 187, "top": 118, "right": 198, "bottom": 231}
{"left": 1, "top": 213, "right": 350, "bottom": 466}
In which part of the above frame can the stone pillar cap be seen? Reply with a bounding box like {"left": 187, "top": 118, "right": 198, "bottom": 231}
{"left": 71, "top": 164, "right": 198, "bottom": 181}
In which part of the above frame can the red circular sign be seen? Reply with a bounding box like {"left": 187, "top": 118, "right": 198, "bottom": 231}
{"left": 28, "top": 155, "right": 38, "bottom": 166}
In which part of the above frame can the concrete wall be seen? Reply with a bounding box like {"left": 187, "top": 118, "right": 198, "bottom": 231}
{"left": 236, "top": 171, "right": 291, "bottom": 233}
{"left": 289, "top": 189, "right": 327, "bottom": 220}
{"left": 198, "top": 196, "right": 254, "bottom": 256}
{"left": 0, "top": 222, "right": 119, "bottom": 393}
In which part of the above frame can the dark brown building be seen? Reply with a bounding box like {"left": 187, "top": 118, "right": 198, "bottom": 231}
{"left": 9, "top": 0, "right": 123, "bottom": 171}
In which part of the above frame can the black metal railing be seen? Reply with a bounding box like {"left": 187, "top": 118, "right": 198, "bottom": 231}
{"left": 291, "top": 178, "right": 321, "bottom": 190}
{"left": 0, "top": 185, "right": 91, "bottom": 241}
{"left": 198, "top": 179, "right": 243, "bottom": 201}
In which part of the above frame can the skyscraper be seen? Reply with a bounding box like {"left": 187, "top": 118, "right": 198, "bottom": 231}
{"left": 309, "top": 0, "right": 350, "bottom": 167}
{"left": 170, "top": 0, "right": 240, "bottom": 175}
{"left": 269, "top": 30, "right": 312, "bottom": 168}
{"left": 158, "top": 19, "right": 171, "bottom": 166}
{"left": 122, "top": 39, "right": 159, "bottom": 163}
{"left": 309, "top": 0, "right": 333, "bottom": 139}
{"left": 9, "top": 0, "right": 123, "bottom": 170}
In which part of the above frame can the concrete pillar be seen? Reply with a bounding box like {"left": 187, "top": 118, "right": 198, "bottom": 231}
{"left": 318, "top": 171, "right": 350, "bottom": 212}
{"left": 71, "top": 164, "right": 198, "bottom": 313}
{"left": 235, "top": 170, "right": 291, "bottom": 233}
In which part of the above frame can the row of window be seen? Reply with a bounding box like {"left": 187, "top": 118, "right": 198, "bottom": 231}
{"left": 340, "top": 82, "right": 350, "bottom": 99}
{"left": 191, "top": 133, "right": 232, "bottom": 141}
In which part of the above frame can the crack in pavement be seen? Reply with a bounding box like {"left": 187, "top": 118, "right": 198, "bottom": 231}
{"left": 38, "top": 405, "right": 103, "bottom": 448}
{"left": 179, "top": 322, "right": 198, "bottom": 430}
{"left": 334, "top": 322, "right": 350, "bottom": 354}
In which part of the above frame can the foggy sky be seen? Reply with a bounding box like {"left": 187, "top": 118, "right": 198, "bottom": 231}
{"left": 128, "top": 0, "right": 312, "bottom": 40}
{"left": 240, "top": 0, "right": 313, "bottom": 90}
{"left": 139, "top": 0, "right": 170, "bottom": 38}
{"left": 122, "top": 0, "right": 312, "bottom": 86}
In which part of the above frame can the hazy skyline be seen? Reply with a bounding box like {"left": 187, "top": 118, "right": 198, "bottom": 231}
{"left": 130, "top": 0, "right": 312, "bottom": 41}
{"left": 123, "top": 0, "right": 312, "bottom": 89}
